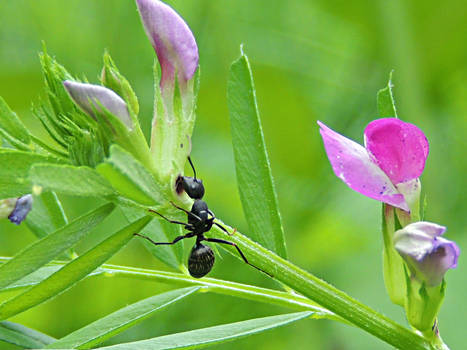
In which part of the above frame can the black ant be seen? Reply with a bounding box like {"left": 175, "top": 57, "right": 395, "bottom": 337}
{"left": 135, "top": 157, "right": 270, "bottom": 278}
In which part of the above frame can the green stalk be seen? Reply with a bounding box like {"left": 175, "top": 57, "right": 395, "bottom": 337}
{"left": 206, "top": 222, "right": 433, "bottom": 350}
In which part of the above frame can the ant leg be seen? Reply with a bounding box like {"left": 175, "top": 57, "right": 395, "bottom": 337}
{"left": 169, "top": 201, "right": 202, "bottom": 222}
{"left": 134, "top": 232, "right": 194, "bottom": 246}
{"left": 148, "top": 209, "right": 195, "bottom": 228}
{"left": 213, "top": 221, "right": 236, "bottom": 236}
{"left": 205, "top": 238, "right": 273, "bottom": 277}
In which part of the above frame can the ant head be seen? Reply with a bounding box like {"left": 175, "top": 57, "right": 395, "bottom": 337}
{"left": 181, "top": 176, "right": 205, "bottom": 199}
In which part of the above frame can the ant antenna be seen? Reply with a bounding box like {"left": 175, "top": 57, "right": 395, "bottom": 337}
{"left": 187, "top": 156, "right": 197, "bottom": 179}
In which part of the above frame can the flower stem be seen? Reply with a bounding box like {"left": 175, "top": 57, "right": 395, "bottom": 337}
{"left": 207, "top": 221, "right": 433, "bottom": 350}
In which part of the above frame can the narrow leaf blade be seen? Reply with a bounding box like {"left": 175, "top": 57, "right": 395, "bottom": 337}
{"left": 47, "top": 287, "right": 200, "bottom": 349}
{"left": 0, "top": 321, "right": 55, "bottom": 348}
{"left": 377, "top": 71, "right": 398, "bottom": 118}
{"left": 96, "top": 312, "right": 311, "bottom": 350}
{"left": 0, "top": 215, "right": 150, "bottom": 320}
{"left": 0, "top": 203, "right": 114, "bottom": 291}
{"left": 30, "top": 163, "right": 116, "bottom": 198}
{"left": 25, "top": 191, "right": 68, "bottom": 239}
{"left": 227, "top": 50, "right": 286, "bottom": 258}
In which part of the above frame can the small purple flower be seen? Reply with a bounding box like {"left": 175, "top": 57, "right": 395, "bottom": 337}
{"left": 63, "top": 80, "right": 133, "bottom": 129}
{"left": 318, "top": 118, "right": 429, "bottom": 211}
{"left": 394, "top": 222, "right": 459, "bottom": 286}
{"left": 8, "top": 194, "right": 33, "bottom": 225}
{"left": 135, "top": 0, "right": 199, "bottom": 89}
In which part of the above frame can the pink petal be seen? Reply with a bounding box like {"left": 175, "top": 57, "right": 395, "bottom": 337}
{"left": 136, "top": 0, "right": 199, "bottom": 87}
{"left": 318, "top": 121, "right": 409, "bottom": 211}
{"left": 364, "top": 118, "right": 429, "bottom": 184}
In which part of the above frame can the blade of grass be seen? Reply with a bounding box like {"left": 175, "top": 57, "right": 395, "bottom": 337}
{"left": 0, "top": 202, "right": 114, "bottom": 291}
{"left": 227, "top": 48, "right": 286, "bottom": 258}
{"left": 0, "top": 321, "right": 55, "bottom": 348}
{"left": 0, "top": 215, "right": 150, "bottom": 320}
{"left": 94, "top": 312, "right": 311, "bottom": 350}
{"left": 47, "top": 287, "right": 200, "bottom": 349}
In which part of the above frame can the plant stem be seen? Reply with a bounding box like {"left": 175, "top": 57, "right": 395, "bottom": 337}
{"left": 206, "top": 221, "right": 433, "bottom": 350}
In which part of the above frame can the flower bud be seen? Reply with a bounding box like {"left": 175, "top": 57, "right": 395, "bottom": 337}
{"left": 136, "top": 0, "right": 198, "bottom": 90}
{"left": 7, "top": 194, "right": 33, "bottom": 225}
{"left": 394, "top": 221, "right": 460, "bottom": 332}
{"left": 63, "top": 80, "right": 133, "bottom": 130}
{"left": 394, "top": 222, "right": 459, "bottom": 287}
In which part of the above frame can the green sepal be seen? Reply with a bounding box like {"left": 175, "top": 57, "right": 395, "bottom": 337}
{"left": 404, "top": 268, "right": 445, "bottom": 333}
{"left": 100, "top": 51, "right": 139, "bottom": 116}
{"left": 382, "top": 204, "right": 406, "bottom": 306}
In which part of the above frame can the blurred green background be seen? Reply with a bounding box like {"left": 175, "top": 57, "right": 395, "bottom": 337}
{"left": 0, "top": 0, "right": 465, "bottom": 349}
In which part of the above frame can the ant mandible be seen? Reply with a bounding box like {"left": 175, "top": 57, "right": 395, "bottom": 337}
{"left": 135, "top": 156, "right": 270, "bottom": 278}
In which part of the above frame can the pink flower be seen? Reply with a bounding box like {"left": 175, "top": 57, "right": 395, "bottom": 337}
{"left": 135, "top": 0, "right": 199, "bottom": 90}
{"left": 318, "top": 118, "right": 429, "bottom": 211}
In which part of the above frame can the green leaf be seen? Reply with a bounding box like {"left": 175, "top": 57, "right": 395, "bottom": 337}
{"left": 96, "top": 312, "right": 311, "bottom": 350}
{"left": 0, "top": 265, "right": 104, "bottom": 293}
{"left": 30, "top": 163, "right": 116, "bottom": 198}
{"left": 227, "top": 49, "right": 287, "bottom": 258}
{"left": 377, "top": 71, "right": 398, "bottom": 118}
{"left": 0, "top": 149, "right": 62, "bottom": 198}
{"left": 25, "top": 191, "right": 68, "bottom": 239}
{"left": 96, "top": 145, "right": 164, "bottom": 206}
{"left": 0, "top": 215, "right": 150, "bottom": 320}
{"left": 0, "top": 97, "right": 32, "bottom": 150}
{"left": 0, "top": 321, "right": 55, "bottom": 348}
{"left": 47, "top": 287, "right": 200, "bottom": 349}
{"left": 121, "top": 207, "right": 184, "bottom": 271}
{"left": 0, "top": 203, "right": 114, "bottom": 291}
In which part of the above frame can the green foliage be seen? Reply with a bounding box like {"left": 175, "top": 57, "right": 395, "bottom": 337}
{"left": 227, "top": 50, "right": 287, "bottom": 258}
{"left": 0, "top": 321, "right": 55, "bottom": 348}
{"left": 96, "top": 312, "right": 312, "bottom": 350}
{"left": 47, "top": 287, "right": 199, "bottom": 349}
{"left": 0, "top": 97, "right": 32, "bottom": 151}
{"left": 25, "top": 191, "right": 68, "bottom": 239}
{"left": 30, "top": 163, "right": 116, "bottom": 198}
{"left": 0, "top": 203, "right": 114, "bottom": 291}
{"left": 377, "top": 71, "right": 398, "bottom": 118}
{"left": 0, "top": 215, "right": 149, "bottom": 320}
{"left": 0, "top": 150, "right": 62, "bottom": 198}
{"left": 96, "top": 145, "right": 164, "bottom": 206}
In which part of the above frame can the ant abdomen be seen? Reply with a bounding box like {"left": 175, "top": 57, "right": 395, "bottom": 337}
{"left": 188, "top": 242, "right": 215, "bottom": 278}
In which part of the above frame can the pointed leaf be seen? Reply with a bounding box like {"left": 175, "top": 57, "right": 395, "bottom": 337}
{"left": 377, "top": 71, "right": 398, "bottom": 118}
{"left": 0, "top": 321, "right": 55, "bottom": 348}
{"left": 227, "top": 50, "right": 286, "bottom": 258}
{"left": 25, "top": 191, "right": 68, "bottom": 239}
{"left": 47, "top": 287, "right": 199, "bottom": 349}
{"left": 0, "top": 149, "right": 62, "bottom": 198}
{"left": 96, "top": 145, "right": 164, "bottom": 206}
{"left": 0, "top": 215, "right": 150, "bottom": 320}
{"left": 30, "top": 163, "right": 116, "bottom": 198}
{"left": 0, "top": 97, "right": 32, "bottom": 151}
{"left": 96, "top": 312, "right": 311, "bottom": 350}
{"left": 0, "top": 203, "right": 114, "bottom": 291}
